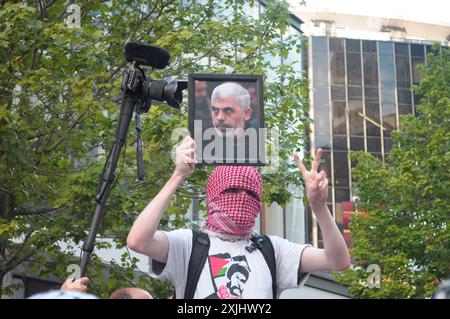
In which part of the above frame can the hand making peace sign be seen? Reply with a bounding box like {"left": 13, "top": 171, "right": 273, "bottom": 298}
{"left": 294, "top": 148, "right": 328, "bottom": 211}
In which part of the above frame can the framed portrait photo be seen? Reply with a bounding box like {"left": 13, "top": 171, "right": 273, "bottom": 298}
{"left": 188, "top": 73, "right": 266, "bottom": 166}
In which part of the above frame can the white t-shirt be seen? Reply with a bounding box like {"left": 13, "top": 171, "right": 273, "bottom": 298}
{"left": 149, "top": 229, "right": 311, "bottom": 299}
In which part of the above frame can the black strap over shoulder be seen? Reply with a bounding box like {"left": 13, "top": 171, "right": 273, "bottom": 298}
{"left": 250, "top": 235, "right": 277, "bottom": 299}
{"left": 184, "top": 229, "right": 210, "bottom": 299}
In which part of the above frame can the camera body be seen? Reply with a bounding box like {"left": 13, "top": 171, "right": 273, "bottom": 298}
{"left": 122, "top": 41, "right": 187, "bottom": 112}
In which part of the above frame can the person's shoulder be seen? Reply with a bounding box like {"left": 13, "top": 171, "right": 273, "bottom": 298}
{"left": 165, "top": 228, "right": 194, "bottom": 241}
{"left": 266, "top": 234, "right": 285, "bottom": 244}
{"left": 266, "top": 235, "right": 311, "bottom": 250}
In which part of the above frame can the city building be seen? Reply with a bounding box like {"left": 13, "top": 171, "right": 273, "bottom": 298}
{"left": 295, "top": 4, "right": 449, "bottom": 249}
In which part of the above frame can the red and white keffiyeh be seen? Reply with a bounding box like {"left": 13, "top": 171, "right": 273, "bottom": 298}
{"left": 205, "top": 165, "right": 262, "bottom": 237}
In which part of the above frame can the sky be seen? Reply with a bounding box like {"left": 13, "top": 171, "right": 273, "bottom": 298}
{"left": 289, "top": 0, "right": 450, "bottom": 27}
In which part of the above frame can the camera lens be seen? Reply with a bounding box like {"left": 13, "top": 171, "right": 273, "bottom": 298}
{"left": 142, "top": 77, "right": 187, "bottom": 109}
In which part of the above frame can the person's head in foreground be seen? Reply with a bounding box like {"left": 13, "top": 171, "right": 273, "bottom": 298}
{"left": 109, "top": 287, "right": 153, "bottom": 299}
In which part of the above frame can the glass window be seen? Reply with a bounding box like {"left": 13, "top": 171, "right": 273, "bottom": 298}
{"left": 412, "top": 57, "right": 425, "bottom": 84}
{"left": 333, "top": 152, "right": 349, "bottom": 187}
{"left": 348, "top": 86, "right": 362, "bottom": 100}
{"left": 348, "top": 100, "right": 364, "bottom": 136}
{"left": 315, "top": 134, "right": 331, "bottom": 150}
{"left": 379, "top": 53, "right": 395, "bottom": 87}
{"left": 347, "top": 52, "right": 362, "bottom": 85}
{"left": 367, "top": 137, "right": 381, "bottom": 153}
{"left": 395, "top": 56, "right": 411, "bottom": 88}
{"left": 366, "top": 121, "right": 381, "bottom": 138}
{"left": 335, "top": 187, "right": 350, "bottom": 203}
{"left": 395, "top": 43, "right": 409, "bottom": 56}
{"left": 365, "top": 87, "right": 379, "bottom": 102}
{"left": 363, "top": 40, "right": 377, "bottom": 53}
{"left": 380, "top": 88, "right": 395, "bottom": 103}
{"left": 378, "top": 41, "right": 393, "bottom": 56}
{"left": 314, "top": 85, "right": 330, "bottom": 102}
{"left": 398, "top": 89, "right": 412, "bottom": 104}
{"left": 410, "top": 44, "right": 425, "bottom": 58}
{"left": 314, "top": 106, "right": 331, "bottom": 135}
{"left": 313, "top": 54, "right": 329, "bottom": 86}
{"left": 363, "top": 53, "right": 379, "bottom": 86}
{"left": 333, "top": 135, "right": 348, "bottom": 151}
{"left": 312, "top": 36, "right": 328, "bottom": 53}
{"left": 350, "top": 136, "right": 364, "bottom": 151}
{"left": 332, "top": 101, "right": 346, "bottom": 134}
{"left": 399, "top": 103, "right": 412, "bottom": 115}
{"left": 366, "top": 101, "right": 381, "bottom": 123}
{"left": 329, "top": 37, "right": 344, "bottom": 52}
{"left": 330, "top": 51, "right": 345, "bottom": 85}
{"left": 382, "top": 102, "right": 397, "bottom": 132}
{"left": 346, "top": 39, "right": 360, "bottom": 53}
{"left": 384, "top": 138, "right": 393, "bottom": 154}
{"left": 331, "top": 85, "right": 346, "bottom": 101}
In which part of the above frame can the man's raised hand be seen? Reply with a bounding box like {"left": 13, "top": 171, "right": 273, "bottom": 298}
{"left": 294, "top": 148, "right": 328, "bottom": 211}
{"left": 174, "top": 135, "right": 197, "bottom": 178}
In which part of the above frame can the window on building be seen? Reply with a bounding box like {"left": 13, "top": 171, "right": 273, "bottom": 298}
{"left": 363, "top": 53, "right": 379, "bottom": 86}
{"left": 346, "top": 39, "right": 361, "bottom": 53}
{"left": 333, "top": 152, "right": 349, "bottom": 187}
{"left": 384, "top": 137, "right": 393, "bottom": 155}
{"left": 347, "top": 52, "right": 362, "bottom": 85}
{"left": 348, "top": 100, "right": 364, "bottom": 136}
{"left": 332, "top": 101, "right": 347, "bottom": 135}
{"left": 330, "top": 51, "right": 346, "bottom": 85}
{"left": 348, "top": 86, "right": 362, "bottom": 100}
{"left": 395, "top": 43, "right": 409, "bottom": 56}
{"left": 378, "top": 46, "right": 396, "bottom": 88}
{"left": 333, "top": 135, "right": 348, "bottom": 151}
{"left": 315, "top": 133, "right": 332, "bottom": 150}
{"left": 367, "top": 136, "right": 382, "bottom": 153}
{"left": 331, "top": 85, "right": 346, "bottom": 101}
{"left": 314, "top": 104, "right": 331, "bottom": 136}
{"left": 395, "top": 55, "right": 411, "bottom": 88}
{"left": 350, "top": 136, "right": 364, "bottom": 151}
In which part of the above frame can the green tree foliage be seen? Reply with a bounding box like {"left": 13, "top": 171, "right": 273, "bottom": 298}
{"left": 335, "top": 47, "right": 450, "bottom": 298}
{"left": 0, "top": 1, "right": 308, "bottom": 298}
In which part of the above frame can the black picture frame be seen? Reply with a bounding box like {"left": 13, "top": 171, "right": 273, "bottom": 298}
{"left": 188, "top": 73, "right": 265, "bottom": 166}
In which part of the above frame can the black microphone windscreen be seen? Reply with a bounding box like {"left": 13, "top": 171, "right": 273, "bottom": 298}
{"left": 124, "top": 42, "right": 170, "bottom": 69}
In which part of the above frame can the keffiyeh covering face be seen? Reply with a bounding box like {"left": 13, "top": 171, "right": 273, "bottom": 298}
{"left": 205, "top": 166, "right": 262, "bottom": 237}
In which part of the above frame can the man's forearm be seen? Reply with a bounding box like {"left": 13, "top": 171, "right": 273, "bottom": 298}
{"left": 312, "top": 204, "right": 351, "bottom": 270}
{"left": 127, "top": 172, "right": 185, "bottom": 248}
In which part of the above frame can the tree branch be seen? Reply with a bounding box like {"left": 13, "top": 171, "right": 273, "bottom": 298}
{"left": 15, "top": 206, "right": 67, "bottom": 216}
{"left": 1, "top": 229, "right": 35, "bottom": 268}
{"left": 45, "top": 112, "right": 87, "bottom": 152}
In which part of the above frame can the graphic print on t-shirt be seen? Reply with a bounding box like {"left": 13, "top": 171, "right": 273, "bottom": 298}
{"left": 206, "top": 253, "right": 251, "bottom": 299}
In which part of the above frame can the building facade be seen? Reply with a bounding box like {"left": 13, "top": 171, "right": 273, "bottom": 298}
{"left": 295, "top": 8, "right": 449, "bottom": 248}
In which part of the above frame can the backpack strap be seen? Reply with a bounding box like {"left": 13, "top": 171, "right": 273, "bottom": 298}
{"left": 184, "top": 229, "right": 210, "bottom": 299}
{"left": 250, "top": 235, "right": 277, "bottom": 299}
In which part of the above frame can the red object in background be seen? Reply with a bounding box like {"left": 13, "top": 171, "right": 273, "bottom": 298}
{"left": 342, "top": 201, "right": 354, "bottom": 212}
{"left": 343, "top": 211, "right": 352, "bottom": 228}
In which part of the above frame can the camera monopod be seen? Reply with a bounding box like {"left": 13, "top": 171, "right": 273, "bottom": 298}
{"left": 79, "top": 41, "right": 187, "bottom": 276}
